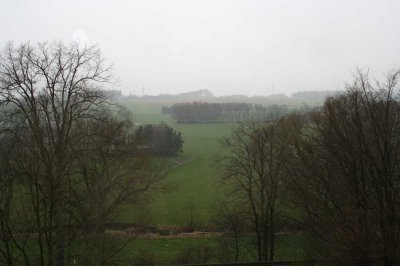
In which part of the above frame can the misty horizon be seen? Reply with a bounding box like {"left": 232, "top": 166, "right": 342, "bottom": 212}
{"left": 1, "top": 0, "right": 400, "bottom": 96}
{"left": 117, "top": 88, "right": 339, "bottom": 98}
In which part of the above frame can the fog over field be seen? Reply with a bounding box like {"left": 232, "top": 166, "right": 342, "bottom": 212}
{"left": 1, "top": 0, "right": 400, "bottom": 96}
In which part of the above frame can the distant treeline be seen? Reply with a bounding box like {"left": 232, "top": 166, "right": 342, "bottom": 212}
{"left": 125, "top": 89, "right": 341, "bottom": 105}
{"left": 291, "top": 90, "right": 340, "bottom": 101}
{"left": 162, "top": 102, "right": 293, "bottom": 123}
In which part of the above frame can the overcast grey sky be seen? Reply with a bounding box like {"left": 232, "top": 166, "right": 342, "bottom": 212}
{"left": 1, "top": 0, "right": 400, "bottom": 96}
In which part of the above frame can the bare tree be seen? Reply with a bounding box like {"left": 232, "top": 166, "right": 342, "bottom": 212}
{"left": 287, "top": 70, "right": 400, "bottom": 265}
{"left": 0, "top": 41, "right": 170, "bottom": 265}
{"left": 0, "top": 41, "right": 111, "bottom": 266}
{"left": 220, "top": 115, "right": 300, "bottom": 261}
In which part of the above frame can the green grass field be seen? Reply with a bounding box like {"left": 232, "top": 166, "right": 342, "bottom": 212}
{"left": 114, "top": 100, "right": 234, "bottom": 226}
{"left": 113, "top": 100, "right": 305, "bottom": 226}
{"left": 143, "top": 123, "right": 233, "bottom": 226}
{"left": 107, "top": 99, "right": 308, "bottom": 264}
{"left": 118, "top": 233, "right": 307, "bottom": 264}
{"left": 63, "top": 233, "right": 308, "bottom": 265}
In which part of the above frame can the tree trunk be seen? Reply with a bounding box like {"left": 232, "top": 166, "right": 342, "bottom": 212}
{"left": 55, "top": 165, "right": 65, "bottom": 266}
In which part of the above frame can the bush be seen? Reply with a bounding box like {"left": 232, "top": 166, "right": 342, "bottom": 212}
{"left": 135, "top": 123, "right": 183, "bottom": 156}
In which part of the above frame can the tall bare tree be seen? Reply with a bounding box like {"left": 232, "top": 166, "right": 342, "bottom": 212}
{"left": 220, "top": 115, "right": 301, "bottom": 261}
{"left": 0, "top": 41, "right": 111, "bottom": 266}
{"left": 288, "top": 70, "right": 400, "bottom": 265}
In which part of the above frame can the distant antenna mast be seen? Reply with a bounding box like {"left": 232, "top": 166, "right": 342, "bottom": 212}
{"left": 272, "top": 83, "right": 275, "bottom": 95}
{"left": 142, "top": 87, "right": 144, "bottom": 97}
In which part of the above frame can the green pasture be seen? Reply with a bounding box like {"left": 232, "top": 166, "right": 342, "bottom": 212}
{"left": 19, "top": 234, "right": 307, "bottom": 265}
{"left": 107, "top": 98, "right": 310, "bottom": 264}
{"left": 65, "top": 233, "right": 307, "bottom": 265}
{"left": 113, "top": 100, "right": 304, "bottom": 226}
{"left": 119, "top": 233, "right": 307, "bottom": 264}
{"left": 113, "top": 105, "right": 234, "bottom": 225}
{"left": 119, "top": 99, "right": 174, "bottom": 124}
{"left": 113, "top": 100, "right": 235, "bottom": 226}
